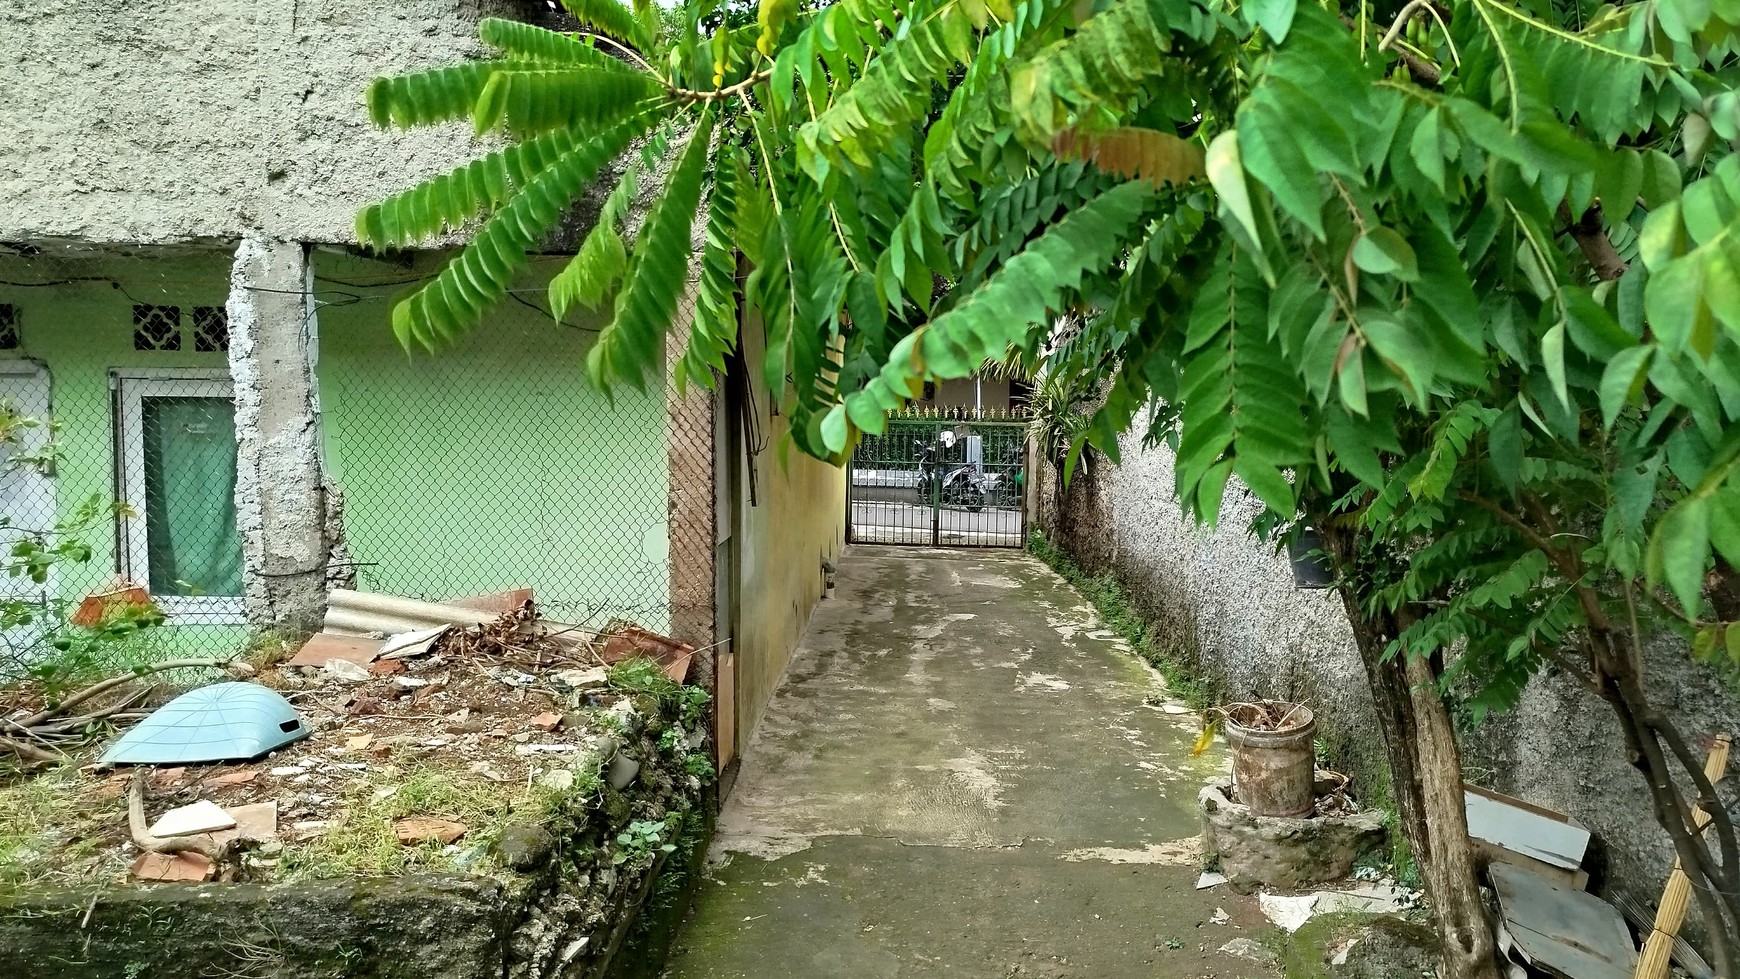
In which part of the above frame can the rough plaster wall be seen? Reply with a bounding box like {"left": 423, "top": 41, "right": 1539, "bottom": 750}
{"left": 227, "top": 238, "right": 328, "bottom": 632}
{"left": 1037, "top": 427, "right": 1740, "bottom": 916}
{"left": 730, "top": 313, "right": 847, "bottom": 756}
{"left": 0, "top": 0, "right": 523, "bottom": 245}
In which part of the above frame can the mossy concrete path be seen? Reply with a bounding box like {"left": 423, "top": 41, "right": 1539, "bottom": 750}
{"left": 664, "top": 547, "right": 1281, "bottom": 978}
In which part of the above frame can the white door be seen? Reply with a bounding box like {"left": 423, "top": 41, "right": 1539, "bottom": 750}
{"left": 0, "top": 361, "right": 55, "bottom": 603}
{"left": 115, "top": 370, "right": 244, "bottom": 624}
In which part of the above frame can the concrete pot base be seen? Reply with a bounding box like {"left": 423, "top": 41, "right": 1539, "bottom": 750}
{"left": 1199, "top": 779, "right": 1385, "bottom": 890}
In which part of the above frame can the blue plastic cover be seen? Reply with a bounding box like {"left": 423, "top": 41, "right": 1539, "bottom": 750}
{"left": 100, "top": 681, "right": 311, "bottom": 765}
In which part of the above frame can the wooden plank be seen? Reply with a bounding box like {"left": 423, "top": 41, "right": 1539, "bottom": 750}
{"left": 1492, "top": 863, "right": 1636, "bottom": 979}
{"left": 1636, "top": 734, "right": 1730, "bottom": 979}
{"left": 1466, "top": 784, "right": 1591, "bottom": 871}
{"left": 1615, "top": 894, "right": 1713, "bottom": 979}
{"left": 286, "top": 633, "right": 382, "bottom": 669}
{"left": 716, "top": 649, "right": 737, "bottom": 773}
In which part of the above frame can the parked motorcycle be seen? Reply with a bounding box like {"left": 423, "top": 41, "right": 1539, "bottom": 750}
{"left": 916, "top": 433, "right": 990, "bottom": 512}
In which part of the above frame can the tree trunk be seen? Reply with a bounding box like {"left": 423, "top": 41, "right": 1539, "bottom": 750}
{"left": 1319, "top": 523, "right": 1499, "bottom": 979}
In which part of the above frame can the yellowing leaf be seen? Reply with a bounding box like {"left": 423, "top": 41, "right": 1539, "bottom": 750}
{"left": 1191, "top": 719, "right": 1219, "bottom": 756}
{"left": 758, "top": 0, "right": 798, "bottom": 56}
{"left": 1052, "top": 127, "right": 1207, "bottom": 189}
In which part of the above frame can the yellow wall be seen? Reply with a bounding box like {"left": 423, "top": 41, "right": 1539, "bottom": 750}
{"left": 729, "top": 318, "right": 847, "bottom": 754}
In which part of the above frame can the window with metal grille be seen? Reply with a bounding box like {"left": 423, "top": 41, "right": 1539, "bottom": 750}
{"left": 192, "top": 306, "right": 228, "bottom": 352}
{"left": 0, "top": 305, "right": 17, "bottom": 350}
{"left": 132, "top": 305, "right": 182, "bottom": 351}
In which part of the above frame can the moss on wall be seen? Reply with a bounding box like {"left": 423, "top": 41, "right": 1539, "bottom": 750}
{"left": 729, "top": 314, "right": 847, "bottom": 752}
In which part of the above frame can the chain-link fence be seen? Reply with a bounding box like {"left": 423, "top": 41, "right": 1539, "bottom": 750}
{"left": 0, "top": 243, "right": 716, "bottom": 679}
{"left": 848, "top": 407, "right": 1029, "bottom": 547}
{"left": 313, "top": 251, "right": 696, "bottom": 635}
{"left": 0, "top": 244, "right": 241, "bottom": 677}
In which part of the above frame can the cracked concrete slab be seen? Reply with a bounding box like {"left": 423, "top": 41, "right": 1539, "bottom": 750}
{"left": 669, "top": 547, "right": 1270, "bottom": 978}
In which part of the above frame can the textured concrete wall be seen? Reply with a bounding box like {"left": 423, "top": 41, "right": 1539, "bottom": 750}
{"left": 228, "top": 238, "right": 330, "bottom": 632}
{"left": 0, "top": 0, "right": 520, "bottom": 245}
{"left": 1037, "top": 425, "right": 1740, "bottom": 913}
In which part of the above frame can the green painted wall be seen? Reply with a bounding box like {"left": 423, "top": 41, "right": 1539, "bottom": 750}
{"left": 313, "top": 252, "right": 671, "bottom": 629}
{"left": 0, "top": 247, "right": 676, "bottom": 663}
{"left": 0, "top": 249, "right": 246, "bottom": 659}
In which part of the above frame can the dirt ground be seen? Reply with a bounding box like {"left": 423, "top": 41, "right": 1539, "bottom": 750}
{"left": 0, "top": 615, "right": 682, "bottom": 887}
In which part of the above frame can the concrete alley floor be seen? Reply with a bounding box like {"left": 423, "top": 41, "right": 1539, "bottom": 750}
{"left": 663, "top": 547, "right": 1281, "bottom": 978}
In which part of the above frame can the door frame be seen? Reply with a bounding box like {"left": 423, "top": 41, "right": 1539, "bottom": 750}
{"left": 112, "top": 367, "right": 244, "bottom": 624}
{"left": 0, "top": 359, "right": 56, "bottom": 603}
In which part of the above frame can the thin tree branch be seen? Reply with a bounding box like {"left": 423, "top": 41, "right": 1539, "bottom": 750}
{"left": 669, "top": 69, "right": 774, "bottom": 104}
{"left": 1343, "top": 13, "right": 1441, "bottom": 85}
{"left": 16, "top": 658, "right": 237, "bottom": 729}
{"left": 1380, "top": 0, "right": 1436, "bottom": 50}
{"left": 580, "top": 31, "right": 656, "bottom": 73}
{"left": 1459, "top": 491, "right": 1575, "bottom": 574}
{"left": 127, "top": 770, "right": 224, "bottom": 860}
{"left": 1556, "top": 201, "right": 1629, "bottom": 281}
{"left": 0, "top": 734, "right": 60, "bottom": 765}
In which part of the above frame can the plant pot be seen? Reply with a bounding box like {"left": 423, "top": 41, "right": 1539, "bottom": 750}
{"left": 1224, "top": 703, "right": 1317, "bottom": 818}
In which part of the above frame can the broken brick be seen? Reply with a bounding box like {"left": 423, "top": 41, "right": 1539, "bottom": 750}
{"left": 130, "top": 851, "right": 215, "bottom": 882}
{"left": 393, "top": 817, "right": 467, "bottom": 846}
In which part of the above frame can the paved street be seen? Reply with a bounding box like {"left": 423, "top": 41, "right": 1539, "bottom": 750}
{"left": 849, "top": 501, "right": 1023, "bottom": 546}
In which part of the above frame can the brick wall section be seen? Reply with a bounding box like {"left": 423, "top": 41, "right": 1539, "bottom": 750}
{"left": 666, "top": 326, "right": 717, "bottom": 653}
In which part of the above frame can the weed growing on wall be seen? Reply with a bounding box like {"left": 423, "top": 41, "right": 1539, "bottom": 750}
{"left": 1027, "top": 530, "right": 1211, "bottom": 709}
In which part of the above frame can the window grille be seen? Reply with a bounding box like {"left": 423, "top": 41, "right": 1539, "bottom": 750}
{"left": 132, "top": 305, "right": 182, "bottom": 351}
{"left": 192, "top": 306, "right": 228, "bottom": 352}
{"left": 0, "top": 305, "right": 18, "bottom": 350}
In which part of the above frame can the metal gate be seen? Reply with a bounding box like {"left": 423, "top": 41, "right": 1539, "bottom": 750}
{"left": 847, "top": 410, "right": 1028, "bottom": 547}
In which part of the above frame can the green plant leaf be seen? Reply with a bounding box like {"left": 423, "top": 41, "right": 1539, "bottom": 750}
{"left": 1207, "top": 132, "right": 1262, "bottom": 250}
{"left": 387, "top": 113, "right": 654, "bottom": 351}
{"left": 473, "top": 68, "right": 664, "bottom": 136}
{"left": 588, "top": 110, "right": 717, "bottom": 391}
{"left": 556, "top": 0, "right": 656, "bottom": 50}
{"left": 1351, "top": 228, "right": 1418, "bottom": 281}
{"left": 1245, "top": 0, "right": 1296, "bottom": 41}
{"left": 478, "top": 18, "right": 640, "bottom": 68}
{"left": 1598, "top": 344, "right": 1653, "bottom": 427}
{"left": 366, "top": 62, "right": 516, "bottom": 129}
{"left": 1648, "top": 495, "right": 1711, "bottom": 615}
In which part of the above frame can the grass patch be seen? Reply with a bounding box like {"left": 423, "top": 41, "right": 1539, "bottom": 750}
{"left": 276, "top": 763, "right": 601, "bottom": 881}
{"left": 1259, "top": 911, "right": 1438, "bottom": 979}
{"left": 1028, "top": 530, "right": 1214, "bottom": 709}
{"left": 0, "top": 764, "right": 114, "bottom": 887}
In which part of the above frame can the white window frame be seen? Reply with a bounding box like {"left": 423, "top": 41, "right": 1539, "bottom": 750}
{"left": 113, "top": 368, "right": 244, "bottom": 625}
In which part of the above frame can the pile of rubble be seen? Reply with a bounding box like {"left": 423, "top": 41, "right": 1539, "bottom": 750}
{"left": 0, "top": 588, "right": 706, "bottom": 888}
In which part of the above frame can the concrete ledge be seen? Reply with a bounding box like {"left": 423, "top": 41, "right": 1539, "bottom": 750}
{"left": 1200, "top": 780, "right": 1384, "bottom": 890}
{"left": 0, "top": 876, "right": 508, "bottom": 979}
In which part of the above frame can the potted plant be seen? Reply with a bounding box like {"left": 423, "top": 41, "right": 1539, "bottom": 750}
{"left": 1210, "top": 700, "right": 1318, "bottom": 817}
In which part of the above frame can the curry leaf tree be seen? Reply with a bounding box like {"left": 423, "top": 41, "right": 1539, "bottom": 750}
{"left": 361, "top": 0, "right": 1740, "bottom": 969}
{"left": 1036, "top": 0, "right": 1740, "bottom": 969}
